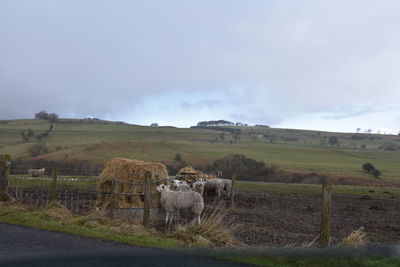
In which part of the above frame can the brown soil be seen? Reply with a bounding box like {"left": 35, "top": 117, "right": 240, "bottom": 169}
{"left": 230, "top": 191, "right": 400, "bottom": 246}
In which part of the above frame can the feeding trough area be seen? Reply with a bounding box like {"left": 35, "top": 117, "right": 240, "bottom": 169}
{"left": 96, "top": 158, "right": 169, "bottom": 224}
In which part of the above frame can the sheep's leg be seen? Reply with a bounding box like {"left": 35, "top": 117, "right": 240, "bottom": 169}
{"left": 169, "top": 213, "right": 174, "bottom": 224}
{"left": 197, "top": 215, "right": 201, "bottom": 224}
{"left": 165, "top": 212, "right": 169, "bottom": 224}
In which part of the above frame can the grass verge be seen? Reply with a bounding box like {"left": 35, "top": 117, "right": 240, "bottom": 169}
{"left": 0, "top": 202, "right": 178, "bottom": 248}
{"left": 219, "top": 255, "right": 400, "bottom": 267}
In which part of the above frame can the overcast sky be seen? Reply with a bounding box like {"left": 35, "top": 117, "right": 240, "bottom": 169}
{"left": 1, "top": 0, "right": 399, "bottom": 134}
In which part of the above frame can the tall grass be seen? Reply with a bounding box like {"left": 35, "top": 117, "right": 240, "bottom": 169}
{"left": 171, "top": 200, "right": 239, "bottom": 247}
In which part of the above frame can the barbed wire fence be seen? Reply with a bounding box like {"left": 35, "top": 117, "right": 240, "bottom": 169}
{"left": 2, "top": 160, "right": 400, "bottom": 246}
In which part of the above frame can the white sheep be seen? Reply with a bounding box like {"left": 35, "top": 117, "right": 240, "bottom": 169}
{"left": 221, "top": 179, "right": 232, "bottom": 196}
{"left": 28, "top": 168, "right": 45, "bottom": 177}
{"left": 192, "top": 180, "right": 205, "bottom": 196}
{"left": 176, "top": 183, "right": 192, "bottom": 192}
{"left": 170, "top": 179, "right": 188, "bottom": 190}
{"left": 156, "top": 184, "right": 204, "bottom": 224}
{"left": 204, "top": 178, "right": 224, "bottom": 197}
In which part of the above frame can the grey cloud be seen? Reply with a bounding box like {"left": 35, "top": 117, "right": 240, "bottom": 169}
{"left": 0, "top": 0, "right": 400, "bottom": 127}
{"left": 230, "top": 109, "right": 283, "bottom": 126}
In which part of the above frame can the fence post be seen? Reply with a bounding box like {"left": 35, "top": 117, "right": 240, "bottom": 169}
{"left": 230, "top": 174, "right": 236, "bottom": 209}
{"left": 0, "top": 154, "right": 11, "bottom": 201}
{"left": 143, "top": 171, "right": 152, "bottom": 227}
{"left": 51, "top": 166, "right": 58, "bottom": 202}
{"left": 320, "top": 182, "right": 332, "bottom": 247}
{"left": 109, "top": 179, "right": 116, "bottom": 219}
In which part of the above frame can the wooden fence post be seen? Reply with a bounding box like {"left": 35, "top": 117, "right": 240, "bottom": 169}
{"left": 320, "top": 182, "right": 332, "bottom": 247}
{"left": 109, "top": 179, "right": 116, "bottom": 219}
{"left": 51, "top": 166, "right": 58, "bottom": 202}
{"left": 230, "top": 174, "right": 236, "bottom": 209}
{"left": 143, "top": 171, "right": 152, "bottom": 227}
{"left": 0, "top": 154, "right": 11, "bottom": 201}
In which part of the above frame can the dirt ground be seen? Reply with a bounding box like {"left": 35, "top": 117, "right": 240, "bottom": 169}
{"left": 9, "top": 187, "right": 400, "bottom": 247}
{"left": 230, "top": 191, "right": 400, "bottom": 246}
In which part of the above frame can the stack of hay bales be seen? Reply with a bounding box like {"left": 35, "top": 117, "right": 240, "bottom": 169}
{"left": 178, "top": 166, "right": 216, "bottom": 180}
{"left": 96, "top": 158, "right": 168, "bottom": 209}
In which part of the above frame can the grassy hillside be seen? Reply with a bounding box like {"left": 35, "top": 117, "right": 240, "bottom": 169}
{"left": 1, "top": 119, "right": 400, "bottom": 181}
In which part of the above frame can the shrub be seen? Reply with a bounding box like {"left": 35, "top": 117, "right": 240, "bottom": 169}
{"left": 175, "top": 153, "right": 182, "bottom": 162}
{"left": 204, "top": 154, "right": 277, "bottom": 180}
{"left": 372, "top": 169, "right": 382, "bottom": 178}
{"left": 27, "top": 142, "right": 49, "bottom": 157}
{"left": 362, "top": 163, "right": 375, "bottom": 173}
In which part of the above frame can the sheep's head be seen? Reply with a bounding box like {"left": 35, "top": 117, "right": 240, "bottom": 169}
{"left": 171, "top": 179, "right": 188, "bottom": 190}
{"left": 156, "top": 184, "right": 170, "bottom": 193}
{"left": 194, "top": 180, "right": 206, "bottom": 186}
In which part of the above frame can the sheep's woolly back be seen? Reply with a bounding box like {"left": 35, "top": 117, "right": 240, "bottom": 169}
{"left": 177, "top": 184, "right": 192, "bottom": 192}
{"left": 160, "top": 190, "right": 204, "bottom": 216}
{"left": 205, "top": 178, "right": 224, "bottom": 197}
{"left": 221, "top": 179, "right": 232, "bottom": 195}
{"left": 205, "top": 179, "right": 224, "bottom": 190}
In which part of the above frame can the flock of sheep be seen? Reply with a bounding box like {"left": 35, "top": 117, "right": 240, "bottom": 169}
{"left": 156, "top": 178, "right": 232, "bottom": 224}
{"left": 27, "top": 165, "right": 231, "bottom": 225}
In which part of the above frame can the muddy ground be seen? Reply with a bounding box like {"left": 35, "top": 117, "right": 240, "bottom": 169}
{"left": 231, "top": 191, "right": 400, "bottom": 246}
{"left": 9, "top": 187, "right": 400, "bottom": 246}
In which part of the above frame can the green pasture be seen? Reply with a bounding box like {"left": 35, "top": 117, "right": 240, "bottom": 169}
{"left": 9, "top": 176, "right": 98, "bottom": 190}
{"left": 236, "top": 181, "right": 400, "bottom": 199}
{"left": 1, "top": 119, "right": 400, "bottom": 181}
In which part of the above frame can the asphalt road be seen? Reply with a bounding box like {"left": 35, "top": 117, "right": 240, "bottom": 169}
{"left": 0, "top": 223, "right": 247, "bottom": 267}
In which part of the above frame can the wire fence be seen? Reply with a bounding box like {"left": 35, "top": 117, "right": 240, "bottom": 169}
{"left": 2, "top": 162, "right": 400, "bottom": 246}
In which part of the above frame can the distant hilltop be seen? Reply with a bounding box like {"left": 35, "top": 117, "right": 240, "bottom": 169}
{"left": 193, "top": 120, "right": 269, "bottom": 128}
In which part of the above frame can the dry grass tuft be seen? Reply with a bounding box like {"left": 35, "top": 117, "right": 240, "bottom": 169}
{"left": 171, "top": 200, "right": 239, "bottom": 247}
{"left": 341, "top": 227, "right": 367, "bottom": 247}
{"left": 43, "top": 201, "right": 72, "bottom": 220}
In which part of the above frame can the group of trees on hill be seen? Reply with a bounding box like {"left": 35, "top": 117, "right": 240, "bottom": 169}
{"left": 35, "top": 110, "right": 59, "bottom": 123}
{"left": 197, "top": 120, "right": 235, "bottom": 127}
{"left": 196, "top": 120, "right": 250, "bottom": 127}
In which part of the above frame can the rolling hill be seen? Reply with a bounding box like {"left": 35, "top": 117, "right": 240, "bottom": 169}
{"left": 1, "top": 119, "right": 400, "bottom": 183}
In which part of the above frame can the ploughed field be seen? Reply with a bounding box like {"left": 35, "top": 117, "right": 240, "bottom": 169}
{"left": 8, "top": 182, "right": 400, "bottom": 246}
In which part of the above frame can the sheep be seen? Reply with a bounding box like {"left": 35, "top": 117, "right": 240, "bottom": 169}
{"left": 171, "top": 179, "right": 190, "bottom": 191}
{"left": 156, "top": 184, "right": 204, "bottom": 224}
{"left": 176, "top": 183, "right": 192, "bottom": 192}
{"left": 28, "top": 168, "right": 45, "bottom": 177}
{"left": 221, "top": 179, "right": 232, "bottom": 196}
{"left": 192, "top": 180, "right": 205, "bottom": 196}
{"left": 204, "top": 178, "right": 224, "bottom": 197}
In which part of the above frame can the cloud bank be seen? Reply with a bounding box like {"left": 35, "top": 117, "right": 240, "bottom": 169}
{"left": 0, "top": 0, "right": 399, "bottom": 132}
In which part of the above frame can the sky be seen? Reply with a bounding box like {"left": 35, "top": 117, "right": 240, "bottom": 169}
{"left": 1, "top": 0, "right": 399, "bottom": 134}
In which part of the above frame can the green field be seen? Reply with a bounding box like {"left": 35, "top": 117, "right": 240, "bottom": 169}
{"left": 236, "top": 181, "right": 400, "bottom": 199}
{"left": 1, "top": 119, "right": 400, "bottom": 182}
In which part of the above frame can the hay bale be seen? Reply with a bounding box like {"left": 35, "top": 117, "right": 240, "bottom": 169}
{"left": 178, "top": 167, "right": 216, "bottom": 180}
{"left": 96, "top": 158, "right": 168, "bottom": 209}
{"left": 178, "top": 166, "right": 200, "bottom": 175}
